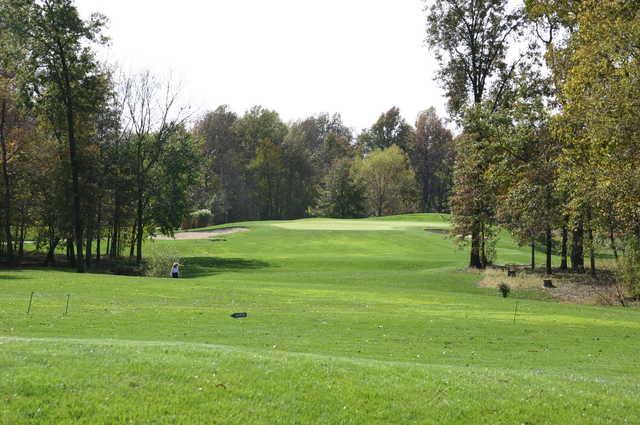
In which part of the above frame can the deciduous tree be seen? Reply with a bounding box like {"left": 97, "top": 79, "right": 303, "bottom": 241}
{"left": 353, "top": 145, "right": 417, "bottom": 217}
{"left": 411, "top": 108, "right": 454, "bottom": 213}
{"left": 426, "top": 0, "right": 525, "bottom": 268}
{"left": 3, "top": 0, "right": 108, "bottom": 271}
{"left": 317, "top": 158, "right": 366, "bottom": 219}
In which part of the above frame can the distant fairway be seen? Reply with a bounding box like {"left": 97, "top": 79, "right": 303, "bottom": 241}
{"left": 1, "top": 214, "right": 639, "bottom": 424}
{"left": 271, "top": 214, "right": 450, "bottom": 231}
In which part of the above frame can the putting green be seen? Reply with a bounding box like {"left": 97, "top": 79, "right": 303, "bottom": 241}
{"left": 271, "top": 214, "right": 450, "bottom": 231}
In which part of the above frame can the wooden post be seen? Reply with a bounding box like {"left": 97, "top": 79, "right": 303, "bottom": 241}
{"left": 27, "top": 291, "right": 34, "bottom": 314}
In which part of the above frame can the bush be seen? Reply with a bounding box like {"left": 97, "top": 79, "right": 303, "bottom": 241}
{"left": 498, "top": 282, "right": 511, "bottom": 298}
{"left": 144, "top": 242, "right": 182, "bottom": 278}
{"left": 181, "top": 209, "right": 213, "bottom": 230}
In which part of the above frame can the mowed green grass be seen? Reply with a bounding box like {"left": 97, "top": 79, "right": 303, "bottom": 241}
{"left": 1, "top": 214, "right": 639, "bottom": 424}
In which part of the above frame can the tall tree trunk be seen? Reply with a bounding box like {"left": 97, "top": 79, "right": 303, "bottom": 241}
{"left": 85, "top": 203, "right": 94, "bottom": 268}
{"left": 13, "top": 222, "right": 18, "bottom": 254}
{"left": 46, "top": 236, "right": 60, "bottom": 266}
{"left": 481, "top": 223, "right": 488, "bottom": 266}
{"left": 67, "top": 238, "right": 76, "bottom": 266}
{"left": 135, "top": 139, "right": 144, "bottom": 264}
{"left": 545, "top": 226, "right": 552, "bottom": 275}
{"left": 96, "top": 201, "right": 102, "bottom": 262}
{"left": 59, "top": 54, "right": 84, "bottom": 272}
{"left": 469, "top": 220, "right": 483, "bottom": 269}
{"left": 96, "top": 229, "right": 101, "bottom": 262}
{"left": 0, "top": 97, "right": 14, "bottom": 265}
{"left": 130, "top": 220, "right": 137, "bottom": 258}
{"left": 85, "top": 228, "right": 92, "bottom": 269}
{"left": 105, "top": 230, "right": 111, "bottom": 260}
{"left": 571, "top": 221, "right": 585, "bottom": 273}
{"left": 560, "top": 223, "right": 568, "bottom": 271}
{"left": 589, "top": 241, "right": 596, "bottom": 275}
{"left": 110, "top": 192, "right": 120, "bottom": 258}
{"left": 587, "top": 210, "right": 596, "bottom": 276}
{"left": 531, "top": 238, "right": 536, "bottom": 272}
{"left": 18, "top": 219, "right": 25, "bottom": 258}
{"left": 136, "top": 189, "right": 144, "bottom": 264}
{"left": 69, "top": 116, "right": 84, "bottom": 272}
{"left": 609, "top": 225, "right": 618, "bottom": 261}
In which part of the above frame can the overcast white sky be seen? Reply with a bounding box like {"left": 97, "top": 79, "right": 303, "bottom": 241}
{"left": 76, "top": 0, "right": 447, "bottom": 132}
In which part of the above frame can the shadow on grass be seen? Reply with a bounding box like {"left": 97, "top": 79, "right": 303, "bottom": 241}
{"left": 0, "top": 255, "right": 269, "bottom": 279}
{"left": 0, "top": 273, "right": 28, "bottom": 280}
{"left": 180, "top": 256, "right": 270, "bottom": 278}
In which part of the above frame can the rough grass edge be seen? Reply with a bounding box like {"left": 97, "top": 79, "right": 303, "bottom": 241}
{"left": 478, "top": 267, "right": 638, "bottom": 307}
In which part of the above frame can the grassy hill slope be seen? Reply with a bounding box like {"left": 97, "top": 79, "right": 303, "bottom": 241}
{"left": 1, "top": 215, "right": 638, "bottom": 424}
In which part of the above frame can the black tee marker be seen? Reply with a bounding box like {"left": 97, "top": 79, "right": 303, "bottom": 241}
{"left": 231, "top": 312, "right": 247, "bottom": 319}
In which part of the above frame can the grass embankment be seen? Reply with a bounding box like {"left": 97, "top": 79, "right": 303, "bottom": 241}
{"left": 1, "top": 214, "right": 639, "bottom": 424}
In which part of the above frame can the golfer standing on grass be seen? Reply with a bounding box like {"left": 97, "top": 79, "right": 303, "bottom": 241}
{"left": 171, "top": 262, "right": 180, "bottom": 278}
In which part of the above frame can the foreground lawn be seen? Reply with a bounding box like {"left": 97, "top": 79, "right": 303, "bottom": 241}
{"left": 1, "top": 214, "right": 639, "bottom": 424}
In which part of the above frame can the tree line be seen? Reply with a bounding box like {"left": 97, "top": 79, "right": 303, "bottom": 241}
{"left": 191, "top": 105, "right": 454, "bottom": 225}
{"left": 0, "top": 0, "right": 201, "bottom": 271}
{"left": 5, "top": 0, "right": 636, "bottom": 297}
{"left": 0, "top": 0, "right": 455, "bottom": 272}
{"left": 426, "top": 0, "right": 640, "bottom": 296}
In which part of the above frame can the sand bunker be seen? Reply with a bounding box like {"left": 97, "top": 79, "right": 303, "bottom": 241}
{"left": 156, "top": 227, "right": 249, "bottom": 240}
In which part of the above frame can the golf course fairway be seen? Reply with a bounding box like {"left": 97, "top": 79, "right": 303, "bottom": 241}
{"left": 1, "top": 214, "right": 639, "bottom": 424}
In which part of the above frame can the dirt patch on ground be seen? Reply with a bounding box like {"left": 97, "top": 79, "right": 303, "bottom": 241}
{"left": 479, "top": 267, "right": 634, "bottom": 306}
{"left": 155, "top": 227, "right": 249, "bottom": 240}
